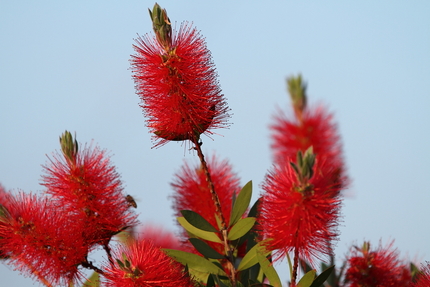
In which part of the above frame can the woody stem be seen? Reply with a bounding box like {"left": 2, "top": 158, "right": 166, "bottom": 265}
{"left": 191, "top": 137, "right": 236, "bottom": 287}
{"left": 291, "top": 245, "right": 299, "bottom": 287}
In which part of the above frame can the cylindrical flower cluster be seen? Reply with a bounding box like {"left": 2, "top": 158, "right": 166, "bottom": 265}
{"left": 131, "top": 18, "right": 230, "bottom": 146}
{"left": 42, "top": 143, "right": 137, "bottom": 246}
{"left": 259, "top": 75, "right": 347, "bottom": 268}
{"left": 102, "top": 238, "right": 195, "bottom": 287}
{"left": 344, "top": 241, "right": 411, "bottom": 287}
{"left": 171, "top": 155, "right": 241, "bottom": 254}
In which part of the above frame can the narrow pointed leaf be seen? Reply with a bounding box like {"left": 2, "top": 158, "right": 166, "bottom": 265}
{"left": 310, "top": 265, "right": 335, "bottom": 287}
{"left": 181, "top": 210, "right": 218, "bottom": 232}
{"left": 297, "top": 270, "right": 315, "bottom": 287}
{"left": 228, "top": 217, "right": 256, "bottom": 241}
{"left": 206, "top": 273, "right": 215, "bottom": 287}
{"left": 189, "top": 238, "right": 225, "bottom": 259}
{"left": 177, "top": 217, "right": 222, "bottom": 243}
{"left": 237, "top": 242, "right": 268, "bottom": 271}
{"left": 256, "top": 251, "right": 281, "bottom": 287}
{"left": 247, "top": 198, "right": 260, "bottom": 218}
{"left": 164, "top": 249, "right": 227, "bottom": 276}
{"left": 230, "top": 181, "right": 252, "bottom": 226}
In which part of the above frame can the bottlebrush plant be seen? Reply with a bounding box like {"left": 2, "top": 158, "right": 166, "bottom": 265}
{"left": 0, "top": 3, "right": 427, "bottom": 287}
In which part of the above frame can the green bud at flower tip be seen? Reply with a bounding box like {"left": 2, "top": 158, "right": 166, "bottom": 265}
{"left": 287, "top": 74, "right": 307, "bottom": 116}
{"left": 149, "top": 3, "right": 172, "bottom": 50}
{"left": 59, "top": 130, "right": 78, "bottom": 165}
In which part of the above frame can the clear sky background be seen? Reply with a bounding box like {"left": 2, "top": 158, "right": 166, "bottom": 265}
{"left": 1, "top": 1, "right": 429, "bottom": 286}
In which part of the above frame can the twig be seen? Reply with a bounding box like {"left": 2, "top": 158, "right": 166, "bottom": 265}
{"left": 191, "top": 137, "right": 236, "bottom": 287}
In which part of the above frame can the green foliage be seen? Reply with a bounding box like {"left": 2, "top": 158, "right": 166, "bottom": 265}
{"left": 177, "top": 216, "right": 222, "bottom": 243}
{"left": 310, "top": 265, "right": 335, "bottom": 287}
{"left": 256, "top": 251, "right": 282, "bottom": 287}
{"left": 298, "top": 270, "right": 316, "bottom": 287}
{"left": 227, "top": 217, "right": 256, "bottom": 241}
{"left": 237, "top": 242, "right": 268, "bottom": 271}
{"left": 164, "top": 249, "right": 227, "bottom": 277}
{"left": 230, "top": 181, "right": 252, "bottom": 226}
{"left": 189, "top": 238, "right": 225, "bottom": 259}
{"left": 181, "top": 210, "right": 218, "bottom": 232}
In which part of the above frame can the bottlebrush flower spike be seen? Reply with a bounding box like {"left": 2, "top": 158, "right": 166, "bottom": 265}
{"left": 126, "top": 224, "right": 185, "bottom": 251}
{"left": 131, "top": 3, "right": 230, "bottom": 146}
{"left": 271, "top": 75, "right": 345, "bottom": 175}
{"left": 344, "top": 241, "right": 411, "bottom": 287}
{"left": 259, "top": 148, "right": 343, "bottom": 264}
{"left": 0, "top": 192, "right": 89, "bottom": 286}
{"left": 103, "top": 238, "right": 195, "bottom": 287}
{"left": 412, "top": 262, "right": 430, "bottom": 287}
{"left": 171, "top": 155, "right": 241, "bottom": 253}
{"left": 41, "top": 131, "right": 137, "bottom": 247}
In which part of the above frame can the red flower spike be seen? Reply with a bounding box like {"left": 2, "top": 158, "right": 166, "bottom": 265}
{"left": 412, "top": 262, "right": 430, "bottom": 287}
{"left": 271, "top": 105, "right": 345, "bottom": 171}
{"left": 0, "top": 192, "right": 88, "bottom": 286}
{"left": 171, "top": 155, "right": 241, "bottom": 254}
{"left": 131, "top": 21, "right": 230, "bottom": 146}
{"left": 259, "top": 158, "right": 343, "bottom": 264}
{"left": 132, "top": 224, "right": 185, "bottom": 251}
{"left": 42, "top": 142, "right": 137, "bottom": 246}
{"left": 103, "top": 239, "right": 195, "bottom": 287}
{"left": 344, "top": 241, "right": 411, "bottom": 287}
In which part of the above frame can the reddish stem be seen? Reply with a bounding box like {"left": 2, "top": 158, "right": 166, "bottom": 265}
{"left": 191, "top": 137, "right": 236, "bottom": 287}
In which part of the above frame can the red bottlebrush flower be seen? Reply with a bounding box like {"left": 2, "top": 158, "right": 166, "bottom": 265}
{"left": 271, "top": 105, "right": 344, "bottom": 170}
{"left": 103, "top": 238, "right": 195, "bottom": 287}
{"left": 259, "top": 157, "right": 343, "bottom": 264}
{"left": 344, "top": 241, "right": 411, "bottom": 287}
{"left": 131, "top": 22, "right": 230, "bottom": 146}
{"left": 0, "top": 192, "right": 88, "bottom": 286}
{"left": 412, "top": 262, "right": 430, "bottom": 287}
{"left": 171, "top": 155, "right": 241, "bottom": 254}
{"left": 131, "top": 224, "right": 185, "bottom": 251}
{"left": 41, "top": 143, "right": 137, "bottom": 246}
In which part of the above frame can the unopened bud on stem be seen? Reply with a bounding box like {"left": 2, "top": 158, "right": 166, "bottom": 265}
{"left": 59, "top": 130, "right": 78, "bottom": 165}
{"left": 287, "top": 74, "right": 307, "bottom": 119}
{"left": 148, "top": 3, "right": 172, "bottom": 50}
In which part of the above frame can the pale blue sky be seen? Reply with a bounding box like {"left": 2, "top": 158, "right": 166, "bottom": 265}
{"left": 1, "top": 1, "right": 429, "bottom": 286}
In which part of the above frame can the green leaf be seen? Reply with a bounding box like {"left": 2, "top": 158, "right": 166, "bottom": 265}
{"left": 297, "top": 270, "right": 316, "bottom": 287}
{"left": 309, "top": 265, "right": 334, "bottom": 287}
{"left": 189, "top": 238, "right": 225, "bottom": 259}
{"left": 177, "top": 217, "right": 222, "bottom": 243}
{"left": 230, "top": 181, "right": 252, "bottom": 226}
{"left": 82, "top": 272, "right": 100, "bottom": 287}
{"left": 206, "top": 273, "right": 215, "bottom": 287}
{"left": 228, "top": 217, "right": 256, "bottom": 241}
{"left": 256, "top": 250, "right": 281, "bottom": 287}
{"left": 247, "top": 198, "right": 260, "bottom": 218}
{"left": 164, "top": 249, "right": 227, "bottom": 276}
{"left": 181, "top": 210, "right": 218, "bottom": 232}
{"left": 237, "top": 242, "right": 268, "bottom": 271}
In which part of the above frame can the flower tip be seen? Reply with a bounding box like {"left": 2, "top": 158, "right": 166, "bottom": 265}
{"left": 287, "top": 74, "right": 307, "bottom": 116}
{"left": 59, "top": 130, "right": 78, "bottom": 164}
{"left": 148, "top": 2, "right": 172, "bottom": 50}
